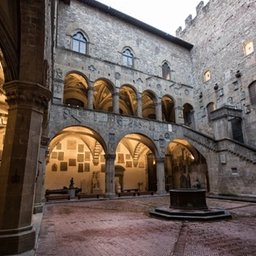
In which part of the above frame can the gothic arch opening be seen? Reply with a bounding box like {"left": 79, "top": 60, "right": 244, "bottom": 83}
{"left": 142, "top": 91, "right": 156, "bottom": 119}
{"left": 183, "top": 103, "right": 195, "bottom": 128}
{"left": 165, "top": 139, "right": 209, "bottom": 192}
{"left": 45, "top": 126, "right": 106, "bottom": 194}
{"left": 94, "top": 79, "right": 114, "bottom": 112}
{"left": 63, "top": 72, "right": 89, "bottom": 107}
{"left": 119, "top": 85, "right": 137, "bottom": 116}
{"left": 162, "top": 95, "right": 175, "bottom": 123}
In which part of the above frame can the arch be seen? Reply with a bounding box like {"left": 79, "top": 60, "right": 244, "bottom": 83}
{"left": 183, "top": 103, "right": 195, "bottom": 128}
{"left": 93, "top": 78, "right": 115, "bottom": 112}
{"left": 72, "top": 31, "right": 87, "bottom": 54}
{"left": 122, "top": 47, "right": 134, "bottom": 68}
{"left": 46, "top": 126, "right": 107, "bottom": 193}
{"left": 162, "top": 61, "right": 171, "bottom": 80}
{"left": 119, "top": 84, "right": 138, "bottom": 116}
{"left": 142, "top": 90, "right": 158, "bottom": 120}
{"left": 63, "top": 72, "right": 89, "bottom": 107}
{"left": 115, "top": 133, "right": 158, "bottom": 193}
{"left": 206, "top": 102, "right": 216, "bottom": 122}
{"left": 161, "top": 94, "right": 176, "bottom": 123}
{"left": 248, "top": 81, "right": 256, "bottom": 105}
{"left": 165, "top": 138, "right": 209, "bottom": 192}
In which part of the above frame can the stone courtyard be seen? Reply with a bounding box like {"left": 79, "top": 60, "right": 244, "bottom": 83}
{"left": 35, "top": 196, "right": 256, "bottom": 256}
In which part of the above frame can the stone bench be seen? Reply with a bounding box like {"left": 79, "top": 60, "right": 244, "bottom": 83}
{"left": 118, "top": 192, "right": 136, "bottom": 197}
{"left": 137, "top": 191, "right": 154, "bottom": 196}
{"left": 45, "top": 194, "right": 70, "bottom": 202}
{"left": 77, "top": 193, "right": 104, "bottom": 199}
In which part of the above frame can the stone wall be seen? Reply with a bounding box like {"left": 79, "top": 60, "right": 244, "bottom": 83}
{"left": 57, "top": 0, "right": 193, "bottom": 86}
{"left": 176, "top": 0, "right": 256, "bottom": 147}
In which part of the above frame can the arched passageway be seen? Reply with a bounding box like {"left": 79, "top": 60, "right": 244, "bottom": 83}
{"left": 165, "top": 139, "right": 209, "bottom": 192}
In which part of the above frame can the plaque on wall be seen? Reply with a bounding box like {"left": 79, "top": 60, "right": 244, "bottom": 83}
{"left": 78, "top": 163, "right": 84, "bottom": 172}
{"left": 78, "top": 144, "right": 84, "bottom": 153}
{"left": 60, "top": 162, "right": 67, "bottom": 171}
{"left": 58, "top": 152, "right": 64, "bottom": 161}
{"left": 84, "top": 163, "right": 90, "bottom": 172}
{"left": 85, "top": 152, "right": 90, "bottom": 161}
{"left": 51, "top": 152, "right": 57, "bottom": 159}
{"left": 52, "top": 163, "right": 57, "bottom": 172}
{"left": 56, "top": 143, "right": 62, "bottom": 150}
{"left": 67, "top": 140, "right": 77, "bottom": 150}
{"left": 126, "top": 154, "right": 131, "bottom": 160}
{"left": 69, "top": 159, "right": 76, "bottom": 166}
{"left": 126, "top": 161, "right": 132, "bottom": 168}
{"left": 118, "top": 153, "right": 124, "bottom": 163}
{"left": 77, "top": 154, "right": 84, "bottom": 162}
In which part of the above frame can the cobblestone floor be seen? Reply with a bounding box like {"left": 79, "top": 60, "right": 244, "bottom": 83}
{"left": 36, "top": 196, "right": 256, "bottom": 256}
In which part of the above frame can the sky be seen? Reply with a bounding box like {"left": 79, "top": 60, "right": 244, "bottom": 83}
{"left": 96, "top": 0, "right": 209, "bottom": 36}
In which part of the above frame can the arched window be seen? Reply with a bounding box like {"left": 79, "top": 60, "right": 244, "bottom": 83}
{"left": 162, "top": 62, "right": 171, "bottom": 80}
{"left": 207, "top": 102, "right": 216, "bottom": 122}
{"left": 122, "top": 48, "right": 134, "bottom": 68}
{"left": 72, "top": 32, "right": 87, "bottom": 54}
{"left": 249, "top": 81, "right": 256, "bottom": 105}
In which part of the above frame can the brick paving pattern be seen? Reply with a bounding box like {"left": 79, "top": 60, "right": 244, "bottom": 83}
{"left": 36, "top": 196, "right": 256, "bottom": 256}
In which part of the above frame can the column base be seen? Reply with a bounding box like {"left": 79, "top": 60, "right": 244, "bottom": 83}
{"left": 104, "top": 192, "right": 116, "bottom": 199}
{"left": 156, "top": 190, "right": 167, "bottom": 195}
{"left": 33, "top": 203, "right": 44, "bottom": 214}
{"left": 0, "top": 226, "right": 35, "bottom": 255}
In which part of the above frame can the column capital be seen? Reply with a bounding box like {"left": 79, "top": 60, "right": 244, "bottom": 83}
{"left": 3, "top": 80, "right": 52, "bottom": 111}
{"left": 104, "top": 154, "right": 116, "bottom": 160}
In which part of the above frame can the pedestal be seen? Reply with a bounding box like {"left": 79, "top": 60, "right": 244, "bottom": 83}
{"left": 69, "top": 188, "right": 76, "bottom": 199}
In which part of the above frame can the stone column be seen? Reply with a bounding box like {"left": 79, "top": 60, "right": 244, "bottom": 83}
{"left": 87, "top": 82, "right": 94, "bottom": 109}
{"left": 137, "top": 94, "right": 142, "bottom": 117}
{"left": 175, "top": 106, "right": 184, "bottom": 124}
{"left": 113, "top": 90, "right": 119, "bottom": 114}
{"left": 155, "top": 101, "right": 162, "bottom": 121}
{"left": 0, "top": 81, "right": 51, "bottom": 255}
{"left": 104, "top": 154, "right": 116, "bottom": 198}
{"left": 33, "top": 136, "right": 49, "bottom": 214}
{"left": 155, "top": 158, "right": 166, "bottom": 195}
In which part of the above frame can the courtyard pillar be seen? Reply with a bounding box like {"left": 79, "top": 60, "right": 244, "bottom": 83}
{"left": 155, "top": 158, "right": 166, "bottom": 195}
{"left": 155, "top": 102, "right": 162, "bottom": 121}
{"left": 33, "top": 136, "right": 49, "bottom": 214}
{"left": 87, "top": 82, "right": 94, "bottom": 109}
{"left": 104, "top": 154, "right": 116, "bottom": 198}
{"left": 137, "top": 94, "right": 142, "bottom": 117}
{"left": 174, "top": 106, "right": 184, "bottom": 124}
{"left": 0, "top": 81, "right": 51, "bottom": 255}
{"left": 113, "top": 90, "right": 119, "bottom": 114}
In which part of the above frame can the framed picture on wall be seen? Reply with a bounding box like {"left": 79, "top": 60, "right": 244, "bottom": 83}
{"left": 78, "top": 144, "right": 84, "bottom": 152}
{"left": 118, "top": 153, "right": 124, "bottom": 163}
{"left": 51, "top": 152, "right": 57, "bottom": 159}
{"left": 60, "top": 162, "right": 67, "bottom": 171}
{"left": 69, "top": 158, "right": 76, "bottom": 166}
{"left": 126, "top": 161, "right": 132, "bottom": 168}
{"left": 77, "top": 154, "right": 84, "bottom": 162}
{"left": 85, "top": 152, "right": 90, "bottom": 161}
{"left": 78, "top": 163, "right": 84, "bottom": 172}
{"left": 58, "top": 152, "right": 64, "bottom": 161}
{"left": 84, "top": 163, "right": 90, "bottom": 172}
